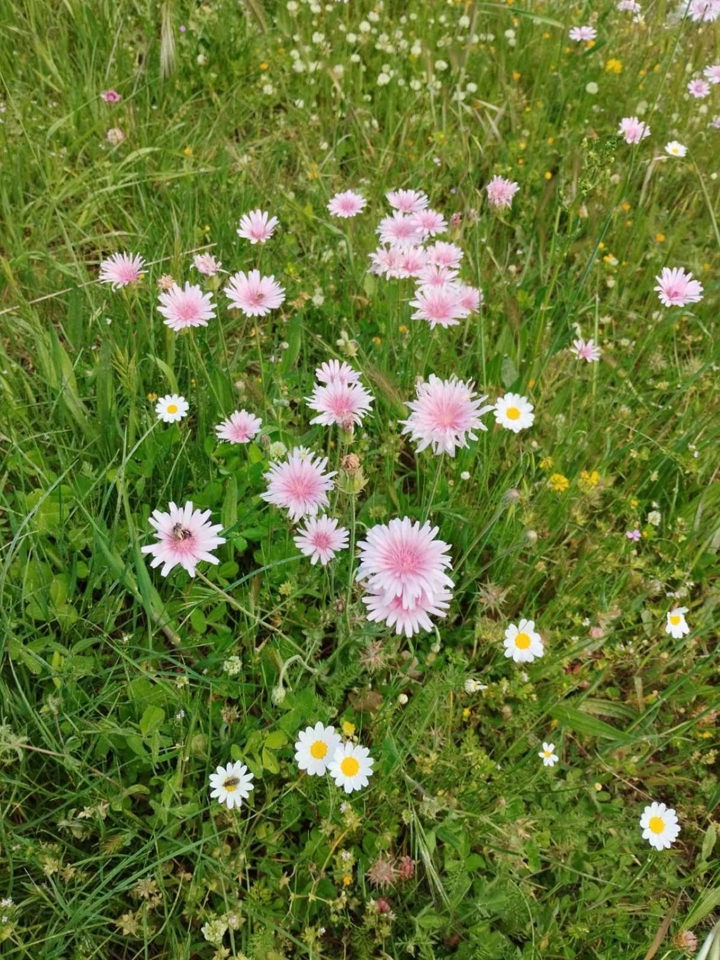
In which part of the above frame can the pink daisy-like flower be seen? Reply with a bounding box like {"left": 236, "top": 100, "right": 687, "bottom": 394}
{"left": 193, "top": 253, "right": 222, "bottom": 276}
{"left": 214, "top": 409, "right": 262, "bottom": 444}
{"left": 328, "top": 190, "right": 367, "bottom": 218}
{"left": 100, "top": 89, "right": 122, "bottom": 102}
{"left": 418, "top": 263, "right": 459, "bottom": 287}
{"left": 368, "top": 245, "right": 405, "bottom": 278}
{"left": 306, "top": 379, "right": 374, "bottom": 429}
{"left": 617, "top": 0, "right": 641, "bottom": 11}
{"left": 569, "top": 25, "right": 597, "bottom": 41}
{"left": 294, "top": 515, "right": 349, "bottom": 565}
{"left": 98, "top": 252, "right": 145, "bottom": 289}
{"left": 688, "top": 0, "right": 720, "bottom": 22}
{"left": 363, "top": 585, "right": 452, "bottom": 637}
{"left": 571, "top": 338, "right": 601, "bottom": 362}
{"left": 411, "top": 209, "right": 448, "bottom": 237}
{"left": 456, "top": 282, "right": 483, "bottom": 313}
{"left": 688, "top": 78, "right": 711, "bottom": 98}
{"left": 704, "top": 64, "right": 720, "bottom": 84}
{"left": 261, "top": 448, "right": 336, "bottom": 521}
{"left": 377, "top": 212, "right": 424, "bottom": 248}
{"left": 409, "top": 283, "right": 469, "bottom": 329}
{"left": 426, "top": 241, "right": 464, "bottom": 269}
{"left": 225, "top": 269, "right": 285, "bottom": 317}
{"left": 236, "top": 209, "right": 279, "bottom": 244}
{"left": 141, "top": 501, "right": 226, "bottom": 577}
{"left": 315, "top": 359, "right": 361, "bottom": 386}
{"left": 618, "top": 116, "right": 651, "bottom": 144}
{"left": 356, "top": 517, "right": 454, "bottom": 609}
{"left": 401, "top": 374, "right": 494, "bottom": 456}
{"left": 486, "top": 176, "right": 520, "bottom": 210}
{"left": 396, "top": 246, "right": 429, "bottom": 278}
{"left": 157, "top": 282, "right": 216, "bottom": 332}
{"left": 654, "top": 267, "right": 704, "bottom": 307}
{"left": 386, "top": 188, "right": 429, "bottom": 213}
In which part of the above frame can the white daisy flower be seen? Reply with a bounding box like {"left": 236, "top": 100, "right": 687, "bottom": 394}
{"left": 538, "top": 742, "right": 559, "bottom": 767}
{"left": 503, "top": 619, "right": 544, "bottom": 663}
{"left": 327, "top": 742, "right": 374, "bottom": 794}
{"left": 294, "top": 722, "right": 343, "bottom": 776}
{"left": 665, "top": 607, "right": 689, "bottom": 638}
{"left": 639, "top": 802, "right": 680, "bottom": 850}
{"left": 155, "top": 393, "right": 189, "bottom": 423}
{"left": 664, "top": 140, "right": 687, "bottom": 157}
{"left": 494, "top": 393, "right": 535, "bottom": 433}
{"left": 208, "top": 761, "right": 254, "bottom": 810}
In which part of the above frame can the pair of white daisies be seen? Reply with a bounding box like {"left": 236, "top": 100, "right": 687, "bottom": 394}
{"left": 209, "top": 723, "right": 373, "bottom": 810}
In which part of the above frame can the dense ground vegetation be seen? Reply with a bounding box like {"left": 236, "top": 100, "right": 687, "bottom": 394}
{"left": 0, "top": 0, "right": 718, "bottom": 957}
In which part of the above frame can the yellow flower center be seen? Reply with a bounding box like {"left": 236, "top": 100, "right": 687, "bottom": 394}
{"left": 310, "top": 740, "right": 328, "bottom": 760}
{"left": 340, "top": 756, "right": 360, "bottom": 777}
{"left": 167, "top": 404, "right": 178, "bottom": 414}
{"left": 543, "top": 750, "right": 552, "bottom": 757}
{"left": 669, "top": 615, "right": 681, "bottom": 625}
{"left": 648, "top": 816, "right": 665, "bottom": 834}
{"left": 506, "top": 406, "right": 521, "bottom": 420}
{"left": 515, "top": 632, "right": 531, "bottom": 649}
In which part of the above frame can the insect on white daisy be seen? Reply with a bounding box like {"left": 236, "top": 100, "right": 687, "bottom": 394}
{"left": 209, "top": 761, "right": 254, "bottom": 810}
{"left": 294, "top": 722, "right": 343, "bottom": 776}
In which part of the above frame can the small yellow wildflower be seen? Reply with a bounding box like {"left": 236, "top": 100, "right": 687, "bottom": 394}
{"left": 544, "top": 171, "right": 553, "bottom": 180}
{"left": 578, "top": 470, "right": 600, "bottom": 492}
{"left": 513, "top": 71, "right": 521, "bottom": 80}
{"left": 182, "top": 146, "right": 193, "bottom": 157}
{"left": 372, "top": 336, "right": 382, "bottom": 345}
{"left": 549, "top": 473, "right": 570, "bottom": 492}
{"left": 621, "top": 201, "right": 631, "bottom": 212}
{"left": 539, "top": 456, "right": 554, "bottom": 470}
{"left": 259, "top": 62, "right": 269, "bottom": 71}
{"left": 605, "top": 59, "right": 622, "bottom": 73}
{"left": 655, "top": 233, "right": 665, "bottom": 243}
{"left": 341, "top": 720, "right": 356, "bottom": 736}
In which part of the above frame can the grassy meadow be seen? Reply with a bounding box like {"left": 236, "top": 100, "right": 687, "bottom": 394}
{"left": 0, "top": 0, "right": 719, "bottom": 957}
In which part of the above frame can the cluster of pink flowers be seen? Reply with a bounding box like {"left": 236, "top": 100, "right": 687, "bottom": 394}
{"left": 306, "top": 359, "right": 373, "bottom": 430}
{"left": 356, "top": 518, "right": 454, "bottom": 637}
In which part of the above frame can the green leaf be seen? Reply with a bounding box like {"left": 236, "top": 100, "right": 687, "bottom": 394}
{"left": 139, "top": 705, "right": 165, "bottom": 737}
{"left": 699, "top": 823, "right": 717, "bottom": 865}
{"left": 500, "top": 355, "right": 519, "bottom": 389}
{"left": 550, "top": 704, "right": 631, "bottom": 742}
{"left": 262, "top": 748, "right": 280, "bottom": 773}
{"left": 264, "top": 730, "right": 288, "bottom": 750}
{"left": 684, "top": 888, "right": 720, "bottom": 929}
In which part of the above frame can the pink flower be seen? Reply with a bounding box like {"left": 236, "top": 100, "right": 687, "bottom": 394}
{"left": 315, "top": 359, "right": 361, "bottom": 386}
{"left": 377, "top": 212, "right": 423, "bottom": 248}
{"left": 688, "top": 78, "right": 711, "bottom": 98}
{"left": 411, "top": 209, "right": 447, "bottom": 237}
{"left": 98, "top": 252, "right": 145, "bottom": 288}
{"left": 369, "top": 245, "right": 405, "bottom": 278}
{"left": 486, "top": 176, "right": 520, "bottom": 210}
{"left": 105, "top": 127, "right": 125, "bottom": 145}
{"left": 409, "top": 283, "right": 469, "bottom": 329}
{"left": 215, "top": 409, "right": 262, "bottom": 444}
{"left": 618, "top": 116, "right": 651, "bottom": 144}
{"left": 571, "top": 338, "right": 601, "bottom": 362}
{"left": 688, "top": 0, "right": 720, "bottom": 22}
{"left": 703, "top": 64, "right": 720, "bottom": 84}
{"left": 236, "top": 209, "right": 279, "bottom": 244}
{"left": 401, "top": 375, "right": 493, "bottom": 456}
{"left": 225, "top": 269, "right": 285, "bottom": 316}
{"left": 654, "top": 267, "right": 704, "bottom": 307}
{"left": 625, "top": 529, "right": 641, "bottom": 541}
{"left": 396, "top": 246, "right": 429, "bottom": 278}
{"left": 328, "top": 190, "right": 367, "bottom": 217}
{"left": 261, "top": 448, "right": 336, "bottom": 521}
{"left": 456, "top": 282, "right": 483, "bottom": 313}
{"left": 141, "top": 501, "right": 226, "bottom": 577}
{"left": 417, "top": 263, "right": 459, "bottom": 287}
{"left": 386, "top": 188, "right": 429, "bottom": 213}
{"left": 192, "top": 253, "right": 222, "bottom": 276}
{"left": 294, "top": 515, "right": 349, "bottom": 565}
{"left": 363, "top": 585, "right": 452, "bottom": 637}
{"left": 100, "top": 89, "right": 122, "bottom": 102}
{"left": 569, "top": 25, "right": 597, "bottom": 41}
{"left": 307, "top": 379, "right": 374, "bottom": 429}
{"left": 426, "top": 241, "right": 463, "bottom": 269}
{"left": 158, "top": 282, "right": 216, "bottom": 331}
{"left": 617, "top": 0, "right": 641, "bottom": 11}
{"left": 356, "top": 517, "right": 454, "bottom": 609}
